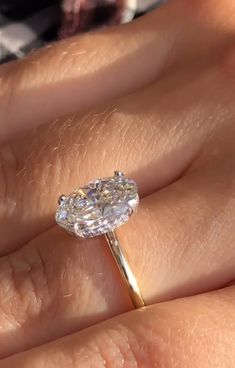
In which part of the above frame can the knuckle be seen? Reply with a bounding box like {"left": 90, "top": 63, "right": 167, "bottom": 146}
{"left": 94, "top": 326, "right": 139, "bottom": 368}
{"left": 0, "top": 246, "right": 50, "bottom": 327}
{"left": 93, "top": 320, "right": 166, "bottom": 368}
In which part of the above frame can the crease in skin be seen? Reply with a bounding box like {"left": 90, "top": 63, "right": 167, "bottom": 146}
{"left": 95, "top": 330, "right": 127, "bottom": 367}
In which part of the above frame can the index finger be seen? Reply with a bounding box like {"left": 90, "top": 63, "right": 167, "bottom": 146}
{"left": 1, "top": 0, "right": 234, "bottom": 143}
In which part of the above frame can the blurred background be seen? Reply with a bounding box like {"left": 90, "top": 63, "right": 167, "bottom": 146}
{"left": 0, "top": 0, "right": 164, "bottom": 64}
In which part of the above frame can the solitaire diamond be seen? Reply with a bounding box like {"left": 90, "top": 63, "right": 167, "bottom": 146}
{"left": 55, "top": 172, "right": 139, "bottom": 238}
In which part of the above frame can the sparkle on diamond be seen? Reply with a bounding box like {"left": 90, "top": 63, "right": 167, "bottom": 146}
{"left": 55, "top": 175, "right": 139, "bottom": 238}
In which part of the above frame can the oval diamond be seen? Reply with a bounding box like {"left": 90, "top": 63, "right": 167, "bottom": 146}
{"left": 55, "top": 174, "right": 139, "bottom": 238}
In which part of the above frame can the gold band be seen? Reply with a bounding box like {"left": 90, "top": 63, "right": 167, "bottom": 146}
{"left": 105, "top": 230, "right": 145, "bottom": 309}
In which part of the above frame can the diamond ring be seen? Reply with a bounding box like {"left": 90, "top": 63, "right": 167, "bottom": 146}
{"left": 55, "top": 171, "right": 145, "bottom": 308}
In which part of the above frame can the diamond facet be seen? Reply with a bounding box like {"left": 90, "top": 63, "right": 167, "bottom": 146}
{"left": 55, "top": 174, "right": 139, "bottom": 238}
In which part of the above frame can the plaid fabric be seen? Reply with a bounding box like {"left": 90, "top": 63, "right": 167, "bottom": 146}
{"left": 0, "top": 0, "right": 164, "bottom": 64}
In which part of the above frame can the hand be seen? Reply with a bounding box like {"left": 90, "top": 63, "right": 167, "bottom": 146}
{"left": 0, "top": 0, "right": 235, "bottom": 366}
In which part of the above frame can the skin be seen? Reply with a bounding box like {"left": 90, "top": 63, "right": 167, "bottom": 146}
{"left": 0, "top": 0, "right": 234, "bottom": 366}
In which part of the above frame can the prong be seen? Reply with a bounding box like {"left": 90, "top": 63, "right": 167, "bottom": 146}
{"left": 77, "top": 189, "right": 87, "bottom": 198}
{"left": 58, "top": 195, "right": 66, "bottom": 205}
{"left": 114, "top": 171, "right": 124, "bottom": 177}
{"left": 128, "top": 205, "right": 134, "bottom": 216}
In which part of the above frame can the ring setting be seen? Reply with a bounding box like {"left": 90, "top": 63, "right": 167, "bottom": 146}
{"left": 56, "top": 171, "right": 139, "bottom": 238}
{"left": 55, "top": 171, "right": 145, "bottom": 309}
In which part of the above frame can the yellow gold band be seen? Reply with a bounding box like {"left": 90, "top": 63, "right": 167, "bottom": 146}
{"left": 105, "top": 230, "right": 145, "bottom": 309}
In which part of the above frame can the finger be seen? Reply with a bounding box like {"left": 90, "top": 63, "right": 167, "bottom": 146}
{"left": 122, "top": 154, "right": 235, "bottom": 304}
{"left": 1, "top": 53, "right": 234, "bottom": 254}
{"left": 0, "top": 227, "right": 133, "bottom": 358}
{"left": 1, "top": 286, "right": 235, "bottom": 367}
{"left": 0, "top": 144, "right": 234, "bottom": 357}
{"left": 1, "top": 0, "right": 235, "bottom": 141}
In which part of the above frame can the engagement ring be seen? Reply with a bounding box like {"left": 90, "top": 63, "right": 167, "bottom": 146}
{"left": 55, "top": 171, "right": 145, "bottom": 308}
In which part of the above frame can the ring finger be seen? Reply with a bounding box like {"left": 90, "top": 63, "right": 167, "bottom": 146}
{"left": 0, "top": 61, "right": 230, "bottom": 253}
